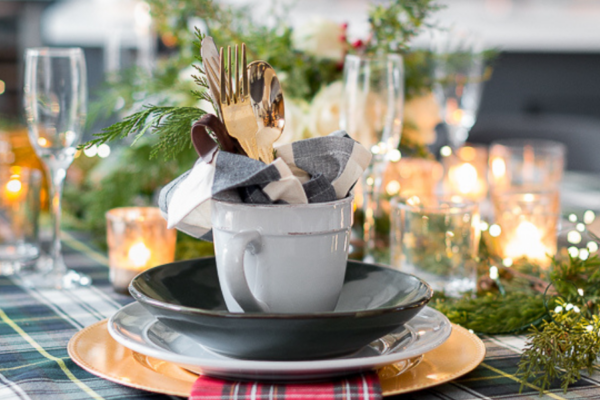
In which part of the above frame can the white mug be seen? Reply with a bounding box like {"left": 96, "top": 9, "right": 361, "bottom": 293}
{"left": 211, "top": 197, "right": 353, "bottom": 313}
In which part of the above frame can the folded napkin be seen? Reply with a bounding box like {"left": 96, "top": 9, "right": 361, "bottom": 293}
{"left": 159, "top": 130, "right": 371, "bottom": 238}
{"left": 189, "top": 373, "right": 382, "bottom": 400}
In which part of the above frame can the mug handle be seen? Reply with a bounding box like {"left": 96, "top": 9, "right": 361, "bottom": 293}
{"left": 223, "top": 230, "right": 269, "bottom": 312}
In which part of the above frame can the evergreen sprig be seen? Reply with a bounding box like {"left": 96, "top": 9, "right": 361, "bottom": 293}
{"left": 518, "top": 299, "right": 600, "bottom": 394}
{"left": 83, "top": 106, "right": 204, "bottom": 160}
{"left": 368, "top": 0, "right": 442, "bottom": 54}
{"left": 431, "top": 292, "right": 548, "bottom": 334}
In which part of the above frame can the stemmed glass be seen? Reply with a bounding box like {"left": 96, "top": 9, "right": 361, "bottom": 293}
{"left": 23, "top": 48, "right": 91, "bottom": 288}
{"left": 432, "top": 28, "right": 484, "bottom": 148}
{"left": 340, "top": 54, "right": 404, "bottom": 263}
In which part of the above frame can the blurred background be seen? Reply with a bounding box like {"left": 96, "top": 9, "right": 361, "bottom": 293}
{"left": 2, "top": 0, "right": 600, "bottom": 172}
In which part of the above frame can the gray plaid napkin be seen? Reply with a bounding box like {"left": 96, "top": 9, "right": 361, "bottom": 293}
{"left": 159, "top": 131, "right": 371, "bottom": 238}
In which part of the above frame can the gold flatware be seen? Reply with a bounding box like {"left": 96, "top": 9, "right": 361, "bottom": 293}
{"left": 219, "top": 44, "right": 260, "bottom": 160}
{"left": 248, "top": 61, "right": 285, "bottom": 164}
{"left": 200, "top": 36, "right": 223, "bottom": 119}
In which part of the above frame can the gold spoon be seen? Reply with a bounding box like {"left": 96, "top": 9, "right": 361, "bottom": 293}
{"left": 248, "top": 61, "right": 285, "bottom": 164}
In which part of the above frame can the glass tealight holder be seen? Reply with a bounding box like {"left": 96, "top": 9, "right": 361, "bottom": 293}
{"left": 490, "top": 190, "right": 559, "bottom": 269}
{"left": 383, "top": 157, "right": 444, "bottom": 200}
{"left": 441, "top": 144, "right": 488, "bottom": 202}
{"left": 391, "top": 195, "right": 480, "bottom": 297}
{"left": 489, "top": 139, "right": 566, "bottom": 192}
{"left": 0, "top": 166, "right": 42, "bottom": 275}
{"left": 106, "top": 207, "right": 176, "bottom": 294}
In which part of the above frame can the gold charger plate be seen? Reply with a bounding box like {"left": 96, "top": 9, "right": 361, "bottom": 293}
{"left": 68, "top": 320, "right": 485, "bottom": 397}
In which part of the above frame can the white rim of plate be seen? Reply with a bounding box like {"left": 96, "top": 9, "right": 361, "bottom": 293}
{"left": 108, "top": 303, "right": 452, "bottom": 373}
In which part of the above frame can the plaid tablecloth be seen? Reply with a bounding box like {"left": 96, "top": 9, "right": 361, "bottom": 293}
{"left": 1, "top": 233, "right": 600, "bottom": 400}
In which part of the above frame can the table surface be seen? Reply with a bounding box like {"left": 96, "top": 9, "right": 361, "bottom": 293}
{"left": 2, "top": 174, "right": 600, "bottom": 400}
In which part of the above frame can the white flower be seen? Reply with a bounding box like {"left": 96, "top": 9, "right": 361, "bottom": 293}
{"left": 292, "top": 18, "right": 346, "bottom": 61}
{"left": 402, "top": 92, "right": 441, "bottom": 145}
{"left": 275, "top": 98, "right": 310, "bottom": 145}
{"left": 306, "top": 81, "right": 344, "bottom": 138}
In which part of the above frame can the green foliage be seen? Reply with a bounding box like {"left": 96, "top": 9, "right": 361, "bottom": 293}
{"left": 87, "top": 0, "right": 444, "bottom": 155}
{"left": 518, "top": 300, "right": 600, "bottom": 394}
{"left": 84, "top": 106, "right": 204, "bottom": 160}
{"left": 64, "top": 140, "right": 198, "bottom": 241}
{"left": 367, "top": 0, "right": 442, "bottom": 54}
{"left": 429, "top": 254, "right": 600, "bottom": 394}
{"left": 515, "top": 255, "right": 600, "bottom": 394}
{"left": 431, "top": 292, "right": 548, "bottom": 334}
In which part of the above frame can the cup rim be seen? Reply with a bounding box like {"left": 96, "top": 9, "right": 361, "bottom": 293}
{"left": 26, "top": 47, "right": 84, "bottom": 58}
{"left": 212, "top": 195, "right": 354, "bottom": 210}
{"left": 490, "top": 139, "right": 566, "bottom": 156}
{"left": 105, "top": 206, "right": 164, "bottom": 222}
{"left": 344, "top": 53, "right": 403, "bottom": 63}
{"left": 391, "top": 195, "right": 478, "bottom": 213}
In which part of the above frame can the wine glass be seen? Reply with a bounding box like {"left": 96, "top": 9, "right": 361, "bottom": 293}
{"left": 432, "top": 28, "right": 484, "bottom": 149}
{"left": 340, "top": 54, "right": 404, "bottom": 263}
{"left": 23, "top": 47, "right": 91, "bottom": 289}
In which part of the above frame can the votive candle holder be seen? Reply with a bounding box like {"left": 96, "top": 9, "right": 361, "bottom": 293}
{"left": 106, "top": 207, "right": 176, "bottom": 293}
{"left": 441, "top": 144, "right": 488, "bottom": 202}
{"left": 391, "top": 195, "right": 480, "bottom": 296}
{"left": 490, "top": 190, "right": 559, "bottom": 268}
{"left": 489, "top": 139, "right": 566, "bottom": 192}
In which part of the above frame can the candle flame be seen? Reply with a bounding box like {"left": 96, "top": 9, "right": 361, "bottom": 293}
{"left": 449, "top": 163, "right": 478, "bottom": 194}
{"left": 505, "top": 220, "right": 548, "bottom": 262}
{"left": 128, "top": 242, "right": 151, "bottom": 268}
{"left": 491, "top": 157, "right": 506, "bottom": 178}
{"left": 6, "top": 179, "right": 22, "bottom": 193}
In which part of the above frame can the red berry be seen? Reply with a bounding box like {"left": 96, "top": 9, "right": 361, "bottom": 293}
{"left": 352, "top": 39, "right": 364, "bottom": 49}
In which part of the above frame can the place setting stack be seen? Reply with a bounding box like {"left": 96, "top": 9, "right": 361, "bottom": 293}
{"left": 67, "top": 37, "right": 486, "bottom": 399}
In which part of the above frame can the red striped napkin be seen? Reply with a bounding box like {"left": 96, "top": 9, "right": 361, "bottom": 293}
{"left": 190, "top": 373, "right": 382, "bottom": 400}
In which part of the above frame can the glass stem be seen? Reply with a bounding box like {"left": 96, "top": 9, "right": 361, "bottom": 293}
{"left": 362, "top": 158, "right": 387, "bottom": 263}
{"left": 47, "top": 164, "right": 67, "bottom": 273}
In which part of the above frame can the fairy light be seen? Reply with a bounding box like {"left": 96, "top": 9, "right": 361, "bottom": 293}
{"left": 568, "top": 246, "right": 579, "bottom": 257}
{"left": 440, "top": 146, "right": 452, "bottom": 157}
{"left": 84, "top": 145, "right": 98, "bottom": 158}
{"left": 584, "top": 210, "right": 595, "bottom": 224}
{"left": 97, "top": 144, "right": 111, "bottom": 158}
{"left": 568, "top": 214, "right": 578, "bottom": 223}
{"left": 386, "top": 180, "right": 401, "bottom": 196}
{"left": 568, "top": 230, "right": 582, "bottom": 244}
{"left": 388, "top": 149, "right": 401, "bottom": 162}
{"left": 489, "top": 265, "right": 499, "bottom": 280}
{"left": 489, "top": 224, "right": 501, "bottom": 237}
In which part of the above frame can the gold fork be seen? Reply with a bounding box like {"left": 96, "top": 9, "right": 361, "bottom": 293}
{"left": 219, "top": 44, "right": 260, "bottom": 160}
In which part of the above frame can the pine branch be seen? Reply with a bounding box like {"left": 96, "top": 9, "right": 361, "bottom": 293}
{"left": 82, "top": 106, "right": 204, "bottom": 160}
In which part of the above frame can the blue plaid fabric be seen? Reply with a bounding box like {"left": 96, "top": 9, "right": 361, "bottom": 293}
{"left": 0, "top": 232, "right": 599, "bottom": 400}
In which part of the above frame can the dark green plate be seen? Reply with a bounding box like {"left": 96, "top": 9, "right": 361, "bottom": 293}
{"left": 130, "top": 257, "right": 432, "bottom": 361}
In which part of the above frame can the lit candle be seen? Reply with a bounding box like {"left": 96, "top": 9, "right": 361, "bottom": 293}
{"left": 442, "top": 145, "right": 488, "bottom": 201}
{"left": 106, "top": 207, "right": 176, "bottom": 293}
{"left": 4, "top": 175, "right": 24, "bottom": 203}
{"left": 504, "top": 220, "right": 549, "bottom": 263}
{"left": 492, "top": 191, "right": 559, "bottom": 268}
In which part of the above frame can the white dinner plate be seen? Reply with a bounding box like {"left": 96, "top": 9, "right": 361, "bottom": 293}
{"left": 108, "top": 302, "right": 452, "bottom": 381}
